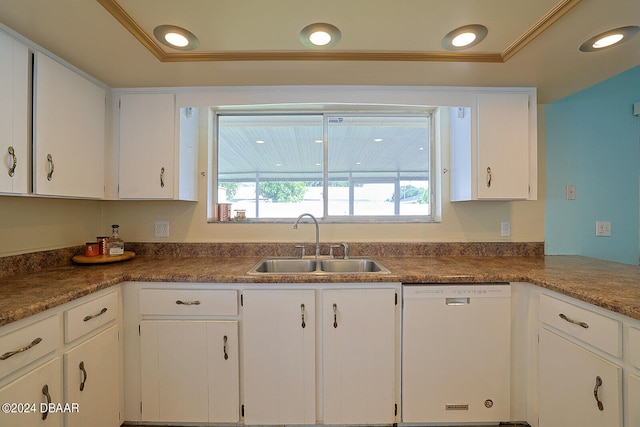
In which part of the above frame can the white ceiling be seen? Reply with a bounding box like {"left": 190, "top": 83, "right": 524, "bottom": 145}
{"left": 0, "top": 0, "right": 638, "bottom": 103}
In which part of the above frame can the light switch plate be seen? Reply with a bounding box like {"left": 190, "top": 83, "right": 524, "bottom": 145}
{"left": 595, "top": 221, "right": 611, "bottom": 237}
{"left": 501, "top": 221, "right": 511, "bottom": 237}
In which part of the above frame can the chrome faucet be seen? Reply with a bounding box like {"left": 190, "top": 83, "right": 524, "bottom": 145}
{"left": 293, "top": 213, "right": 320, "bottom": 260}
{"left": 340, "top": 242, "right": 349, "bottom": 259}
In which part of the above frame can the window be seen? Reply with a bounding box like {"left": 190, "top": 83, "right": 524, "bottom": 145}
{"left": 213, "top": 108, "right": 435, "bottom": 222}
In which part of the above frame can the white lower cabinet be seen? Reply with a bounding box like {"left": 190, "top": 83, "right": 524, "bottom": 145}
{"left": 241, "top": 286, "right": 399, "bottom": 426}
{"left": 402, "top": 284, "right": 511, "bottom": 423}
{"left": 0, "top": 357, "right": 63, "bottom": 427}
{"left": 538, "top": 293, "right": 624, "bottom": 427}
{"left": 64, "top": 325, "right": 119, "bottom": 427}
{"left": 242, "top": 289, "right": 316, "bottom": 425}
{"left": 140, "top": 320, "right": 239, "bottom": 423}
{"left": 539, "top": 328, "right": 622, "bottom": 427}
{"left": 322, "top": 288, "right": 397, "bottom": 424}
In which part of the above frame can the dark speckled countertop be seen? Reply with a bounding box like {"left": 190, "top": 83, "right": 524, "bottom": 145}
{"left": 1, "top": 244, "right": 640, "bottom": 326}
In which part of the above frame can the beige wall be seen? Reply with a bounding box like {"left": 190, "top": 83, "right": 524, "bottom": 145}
{"left": 0, "top": 105, "right": 545, "bottom": 257}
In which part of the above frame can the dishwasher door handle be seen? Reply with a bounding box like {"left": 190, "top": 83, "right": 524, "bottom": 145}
{"left": 446, "top": 297, "right": 470, "bottom": 305}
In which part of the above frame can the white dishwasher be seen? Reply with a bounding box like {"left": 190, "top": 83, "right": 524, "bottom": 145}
{"left": 402, "top": 284, "right": 511, "bottom": 424}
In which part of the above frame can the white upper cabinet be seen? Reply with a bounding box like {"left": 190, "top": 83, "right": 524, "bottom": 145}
{"left": 33, "top": 52, "right": 106, "bottom": 198}
{"left": 450, "top": 90, "right": 537, "bottom": 201}
{"left": 118, "top": 93, "right": 198, "bottom": 200}
{"left": 0, "top": 31, "right": 29, "bottom": 194}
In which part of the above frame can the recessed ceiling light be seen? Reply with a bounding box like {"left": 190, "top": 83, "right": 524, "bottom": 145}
{"left": 300, "top": 23, "right": 341, "bottom": 49}
{"left": 153, "top": 25, "right": 199, "bottom": 51}
{"left": 579, "top": 26, "right": 640, "bottom": 52}
{"left": 256, "top": 140, "right": 265, "bottom": 144}
{"left": 442, "top": 24, "right": 488, "bottom": 51}
{"left": 374, "top": 138, "right": 383, "bottom": 142}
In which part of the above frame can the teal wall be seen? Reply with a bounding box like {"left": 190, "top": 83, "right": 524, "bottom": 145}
{"left": 545, "top": 66, "right": 640, "bottom": 265}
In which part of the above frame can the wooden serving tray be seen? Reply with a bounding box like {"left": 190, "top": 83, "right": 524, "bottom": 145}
{"left": 72, "top": 251, "right": 136, "bottom": 264}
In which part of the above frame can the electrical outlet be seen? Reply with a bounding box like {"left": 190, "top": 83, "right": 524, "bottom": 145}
{"left": 154, "top": 221, "right": 170, "bottom": 238}
{"left": 595, "top": 221, "right": 611, "bottom": 237}
{"left": 566, "top": 185, "right": 576, "bottom": 200}
{"left": 501, "top": 221, "right": 511, "bottom": 237}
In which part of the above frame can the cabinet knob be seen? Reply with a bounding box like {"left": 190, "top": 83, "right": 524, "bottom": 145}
{"left": 7, "top": 146, "right": 17, "bottom": 177}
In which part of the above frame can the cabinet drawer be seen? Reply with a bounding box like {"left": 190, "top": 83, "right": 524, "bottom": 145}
{"left": 0, "top": 315, "right": 60, "bottom": 380}
{"left": 65, "top": 291, "right": 118, "bottom": 343}
{"left": 539, "top": 294, "right": 621, "bottom": 357}
{"left": 140, "top": 289, "right": 238, "bottom": 316}
{"left": 629, "top": 326, "right": 640, "bottom": 369}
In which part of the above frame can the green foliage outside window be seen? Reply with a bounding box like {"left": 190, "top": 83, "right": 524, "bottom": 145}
{"left": 259, "top": 182, "right": 307, "bottom": 203}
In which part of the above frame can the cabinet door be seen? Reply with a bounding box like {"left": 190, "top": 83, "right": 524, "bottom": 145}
{"left": 33, "top": 52, "right": 105, "bottom": 198}
{"left": 64, "top": 325, "right": 120, "bottom": 427}
{"left": 140, "top": 320, "right": 239, "bottom": 423}
{"left": 0, "top": 31, "right": 29, "bottom": 194}
{"left": 402, "top": 286, "right": 511, "bottom": 423}
{"left": 629, "top": 373, "right": 640, "bottom": 427}
{"left": 539, "top": 328, "right": 622, "bottom": 427}
{"left": 322, "top": 288, "right": 396, "bottom": 424}
{"left": 118, "top": 93, "right": 175, "bottom": 199}
{"left": 206, "top": 321, "right": 240, "bottom": 422}
{"left": 477, "top": 92, "right": 530, "bottom": 199}
{"left": 0, "top": 357, "right": 63, "bottom": 427}
{"left": 242, "top": 289, "right": 316, "bottom": 425}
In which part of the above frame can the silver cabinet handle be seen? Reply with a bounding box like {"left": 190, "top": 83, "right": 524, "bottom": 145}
{"left": 41, "top": 384, "right": 51, "bottom": 420}
{"left": 486, "top": 166, "right": 492, "bottom": 188}
{"left": 7, "top": 146, "right": 17, "bottom": 177}
{"left": 559, "top": 313, "right": 589, "bottom": 329}
{"left": 83, "top": 307, "right": 108, "bottom": 322}
{"left": 176, "top": 300, "right": 201, "bottom": 305}
{"left": 46, "top": 154, "right": 54, "bottom": 181}
{"left": 301, "top": 304, "right": 306, "bottom": 329}
{"left": 0, "top": 337, "right": 43, "bottom": 360}
{"left": 79, "top": 361, "right": 88, "bottom": 391}
{"left": 160, "top": 166, "right": 165, "bottom": 188}
{"left": 333, "top": 303, "right": 338, "bottom": 328}
{"left": 594, "top": 376, "right": 604, "bottom": 411}
{"left": 223, "top": 335, "right": 229, "bottom": 360}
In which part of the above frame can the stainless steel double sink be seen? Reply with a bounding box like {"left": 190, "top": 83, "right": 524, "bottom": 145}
{"left": 247, "top": 256, "right": 391, "bottom": 275}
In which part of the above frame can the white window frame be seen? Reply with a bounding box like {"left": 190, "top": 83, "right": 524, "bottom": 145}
{"left": 210, "top": 105, "right": 438, "bottom": 223}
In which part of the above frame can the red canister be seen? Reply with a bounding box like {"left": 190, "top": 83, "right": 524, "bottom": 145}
{"left": 85, "top": 242, "right": 100, "bottom": 257}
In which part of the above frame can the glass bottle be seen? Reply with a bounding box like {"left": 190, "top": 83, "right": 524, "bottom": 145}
{"left": 107, "top": 224, "right": 124, "bottom": 256}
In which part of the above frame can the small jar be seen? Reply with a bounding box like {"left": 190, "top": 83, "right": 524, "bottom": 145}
{"left": 85, "top": 242, "right": 100, "bottom": 257}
